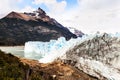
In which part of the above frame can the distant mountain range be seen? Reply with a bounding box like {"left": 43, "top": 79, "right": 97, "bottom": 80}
{"left": 0, "top": 8, "right": 82, "bottom": 46}
{"left": 68, "top": 27, "right": 84, "bottom": 37}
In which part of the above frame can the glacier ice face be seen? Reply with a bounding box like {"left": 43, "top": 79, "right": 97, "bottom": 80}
{"left": 24, "top": 32, "right": 110, "bottom": 63}
{"left": 24, "top": 37, "right": 82, "bottom": 63}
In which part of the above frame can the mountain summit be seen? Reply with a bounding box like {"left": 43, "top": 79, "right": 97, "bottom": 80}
{"left": 0, "top": 8, "right": 79, "bottom": 46}
{"left": 5, "top": 11, "right": 35, "bottom": 21}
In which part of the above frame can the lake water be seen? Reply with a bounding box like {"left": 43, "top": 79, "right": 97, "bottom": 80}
{"left": 0, "top": 46, "right": 24, "bottom": 57}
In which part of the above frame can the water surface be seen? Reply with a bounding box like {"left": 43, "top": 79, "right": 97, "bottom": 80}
{"left": 0, "top": 46, "right": 24, "bottom": 57}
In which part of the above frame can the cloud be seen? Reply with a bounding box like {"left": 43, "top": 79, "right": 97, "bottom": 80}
{"left": 32, "top": 0, "right": 67, "bottom": 13}
{"left": 19, "top": 6, "right": 35, "bottom": 13}
{"left": 50, "top": 0, "right": 120, "bottom": 33}
{"left": 77, "top": 0, "right": 120, "bottom": 33}
{"left": 0, "top": 0, "right": 17, "bottom": 13}
{"left": 78, "top": 0, "right": 120, "bottom": 10}
{"left": 0, "top": 0, "right": 23, "bottom": 18}
{"left": 0, "top": 0, "right": 36, "bottom": 18}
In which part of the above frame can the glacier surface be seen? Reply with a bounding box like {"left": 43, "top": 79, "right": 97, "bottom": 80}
{"left": 60, "top": 32, "right": 120, "bottom": 80}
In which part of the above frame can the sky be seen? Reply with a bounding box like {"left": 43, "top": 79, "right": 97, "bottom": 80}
{"left": 0, "top": 0, "right": 120, "bottom": 33}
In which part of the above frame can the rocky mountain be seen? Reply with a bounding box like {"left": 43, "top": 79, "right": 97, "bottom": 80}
{"left": 0, "top": 50, "right": 97, "bottom": 80}
{"left": 59, "top": 33, "right": 120, "bottom": 80}
{"left": 0, "top": 8, "right": 77, "bottom": 46}
{"left": 68, "top": 27, "right": 84, "bottom": 37}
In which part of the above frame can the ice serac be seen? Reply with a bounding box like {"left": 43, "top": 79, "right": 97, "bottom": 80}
{"left": 24, "top": 37, "right": 81, "bottom": 63}
{"left": 59, "top": 33, "right": 120, "bottom": 80}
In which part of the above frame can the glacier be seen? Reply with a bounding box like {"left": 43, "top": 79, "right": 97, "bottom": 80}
{"left": 59, "top": 32, "right": 120, "bottom": 80}
{"left": 24, "top": 32, "right": 120, "bottom": 79}
{"left": 24, "top": 33, "right": 96, "bottom": 63}
{"left": 24, "top": 32, "right": 120, "bottom": 63}
{"left": 24, "top": 37, "right": 82, "bottom": 63}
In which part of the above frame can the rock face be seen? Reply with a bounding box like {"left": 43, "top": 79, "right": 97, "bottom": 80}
{"left": 59, "top": 33, "right": 120, "bottom": 80}
{"left": 0, "top": 8, "right": 77, "bottom": 46}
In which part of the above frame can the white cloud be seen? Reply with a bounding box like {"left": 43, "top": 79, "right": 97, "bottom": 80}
{"left": 19, "top": 6, "right": 35, "bottom": 13}
{"left": 32, "top": 0, "right": 67, "bottom": 14}
{"left": 0, "top": 0, "right": 23, "bottom": 18}
{"left": 0, "top": 0, "right": 36, "bottom": 18}
{"left": 78, "top": 0, "right": 120, "bottom": 10}
{"left": 0, "top": 0, "right": 16, "bottom": 13}
{"left": 49, "top": 0, "right": 120, "bottom": 33}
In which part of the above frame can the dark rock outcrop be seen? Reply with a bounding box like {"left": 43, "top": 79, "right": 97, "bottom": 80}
{"left": 0, "top": 8, "right": 77, "bottom": 46}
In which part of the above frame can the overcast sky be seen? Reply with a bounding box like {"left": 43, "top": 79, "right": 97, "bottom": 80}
{"left": 0, "top": 0, "right": 120, "bottom": 33}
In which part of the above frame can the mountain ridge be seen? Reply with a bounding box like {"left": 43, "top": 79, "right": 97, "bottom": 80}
{"left": 0, "top": 8, "right": 79, "bottom": 46}
{"left": 5, "top": 11, "right": 36, "bottom": 21}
